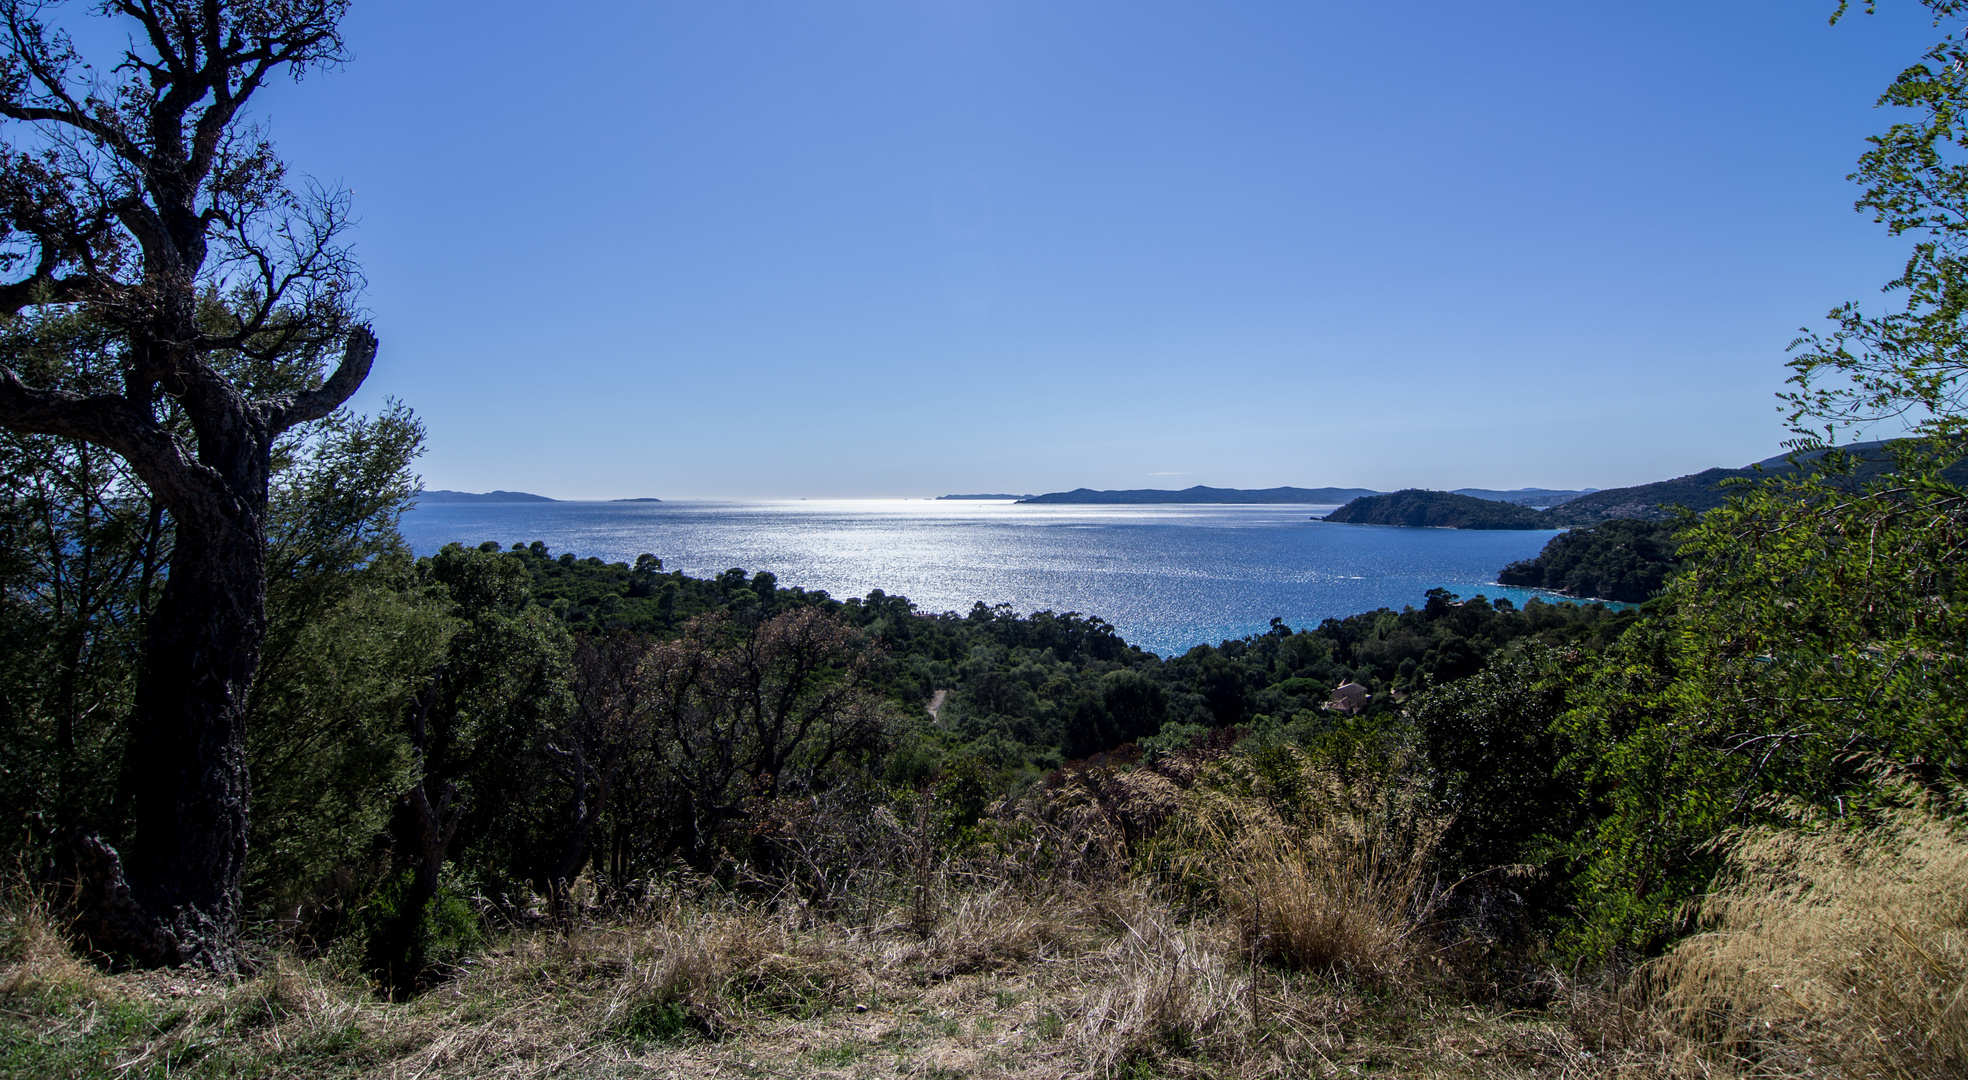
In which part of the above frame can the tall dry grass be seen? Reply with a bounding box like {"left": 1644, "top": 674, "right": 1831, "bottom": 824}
{"left": 0, "top": 879, "right": 121, "bottom": 1001}
{"left": 0, "top": 852, "right": 1717, "bottom": 1079}
{"left": 1065, "top": 892, "right": 1239, "bottom": 1072}
{"left": 1646, "top": 796, "right": 1968, "bottom": 1079}
{"left": 590, "top": 901, "right": 855, "bottom": 1039}
{"left": 1168, "top": 746, "right": 1450, "bottom": 981}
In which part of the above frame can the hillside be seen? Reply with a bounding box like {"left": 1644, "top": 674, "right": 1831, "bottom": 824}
{"left": 1321, "top": 489, "right": 1552, "bottom": 529}
{"left": 1497, "top": 518, "right": 1681, "bottom": 602}
{"left": 1548, "top": 440, "right": 1968, "bottom": 524}
{"left": 1020, "top": 484, "right": 1380, "bottom": 504}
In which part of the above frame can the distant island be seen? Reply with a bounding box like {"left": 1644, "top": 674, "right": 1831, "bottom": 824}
{"left": 424, "top": 441, "right": 1961, "bottom": 523}
{"left": 1020, "top": 485, "right": 1381, "bottom": 504}
{"left": 416, "top": 491, "right": 663, "bottom": 504}
{"left": 1322, "top": 490, "right": 1551, "bottom": 529}
{"left": 417, "top": 489, "right": 558, "bottom": 504}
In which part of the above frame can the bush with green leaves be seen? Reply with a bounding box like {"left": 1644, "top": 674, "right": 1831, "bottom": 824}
{"left": 1558, "top": 467, "right": 1968, "bottom": 953}
{"left": 352, "top": 869, "right": 484, "bottom": 1000}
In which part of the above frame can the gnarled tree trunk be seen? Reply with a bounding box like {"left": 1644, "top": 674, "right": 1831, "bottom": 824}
{"left": 117, "top": 492, "right": 266, "bottom": 966}
{"left": 33, "top": 333, "right": 375, "bottom": 969}
{"left": 0, "top": 1, "right": 367, "bottom": 970}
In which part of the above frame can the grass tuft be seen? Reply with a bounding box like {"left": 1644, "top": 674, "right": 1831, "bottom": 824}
{"left": 1646, "top": 794, "right": 1968, "bottom": 1079}
{"left": 1167, "top": 746, "right": 1449, "bottom": 982}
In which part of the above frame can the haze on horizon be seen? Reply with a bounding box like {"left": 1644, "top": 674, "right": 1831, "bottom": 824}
{"left": 253, "top": 1, "right": 1938, "bottom": 500}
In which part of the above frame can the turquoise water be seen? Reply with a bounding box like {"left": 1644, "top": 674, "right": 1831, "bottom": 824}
{"left": 399, "top": 499, "right": 1580, "bottom": 657}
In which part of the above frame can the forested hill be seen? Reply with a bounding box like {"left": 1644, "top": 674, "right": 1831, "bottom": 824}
{"left": 1496, "top": 519, "right": 1681, "bottom": 602}
{"left": 464, "top": 540, "right": 1635, "bottom": 753}
{"left": 1547, "top": 440, "right": 1968, "bottom": 524}
{"left": 1322, "top": 489, "right": 1553, "bottom": 529}
{"left": 1020, "top": 484, "right": 1380, "bottom": 504}
{"left": 1319, "top": 441, "right": 1968, "bottom": 530}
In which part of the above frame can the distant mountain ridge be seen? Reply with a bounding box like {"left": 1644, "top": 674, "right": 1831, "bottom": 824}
{"left": 431, "top": 442, "right": 1958, "bottom": 520}
{"left": 1019, "top": 485, "right": 1381, "bottom": 505}
{"left": 1450, "top": 487, "right": 1596, "bottom": 507}
{"left": 417, "top": 489, "right": 558, "bottom": 503}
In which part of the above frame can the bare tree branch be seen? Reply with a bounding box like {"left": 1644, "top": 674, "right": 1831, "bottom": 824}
{"left": 259, "top": 324, "right": 374, "bottom": 433}
{"left": 0, "top": 364, "right": 196, "bottom": 499}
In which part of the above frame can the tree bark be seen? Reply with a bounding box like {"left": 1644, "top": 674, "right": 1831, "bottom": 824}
{"left": 116, "top": 500, "right": 265, "bottom": 967}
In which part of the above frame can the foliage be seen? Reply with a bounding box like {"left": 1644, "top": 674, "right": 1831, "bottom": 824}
{"left": 581, "top": 605, "right": 889, "bottom": 880}
{"left": 408, "top": 544, "right": 576, "bottom": 906}
{"left": 1790, "top": 1, "right": 1968, "bottom": 441}
{"left": 0, "top": 310, "right": 159, "bottom": 866}
{"left": 402, "top": 544, "right": 1637, "bottom": 789}
{"left": 354, "top": 870, "right": 483, "bottom": 1001}
{"left": 245, "top": 558, "right": 451, "bottom": 916}
{"left": 1408, "top": 644, "right": 1584, "bottom": 881}
{"left": 1557, "top": 471, "right": 1968, "bottom": 952}
{"left": 248, "top": 405, "right": 433, "bottom": 913}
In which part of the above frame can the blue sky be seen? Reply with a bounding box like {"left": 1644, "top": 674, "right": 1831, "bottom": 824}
{"left": 238, "top": 0, "right": 1940, "bottom": 498}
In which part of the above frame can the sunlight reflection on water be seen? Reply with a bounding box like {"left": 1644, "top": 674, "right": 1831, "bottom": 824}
{"left": 400, "top": 499, "right": 1580, "bottom": 656}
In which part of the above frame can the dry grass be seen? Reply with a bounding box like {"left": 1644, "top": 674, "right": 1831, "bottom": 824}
{"left": 888, "top": 882, "right": 1080, "bottom": 982}
{"left": 592, "top": 898, "right": 859, "bottom": 1038}
{"left": 0, "top": 882, "right": 122, "bottom": 1002}
{"left": 24, "top": 764, "right": 1966, "bottom": 1078}
{"left": 1061, "top": 887, "right": 1257, "bottom": 1076}
{"left": 1169, "top": 746, "right": 1450, "bottom": 981}
{"left": 1644, "top": 796, "right": 1968, "bottom": 1079}
{"left": 0, "top": 877, "right": 1673, "bottom": 1080}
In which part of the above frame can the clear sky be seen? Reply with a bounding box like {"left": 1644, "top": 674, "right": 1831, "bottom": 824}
{"left": 235, "top": 0, "right": 1942, "bottom": 498}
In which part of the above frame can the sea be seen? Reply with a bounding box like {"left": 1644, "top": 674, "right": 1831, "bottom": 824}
{"left": 399, "top": 499, "right": 1582, "bottom": 657}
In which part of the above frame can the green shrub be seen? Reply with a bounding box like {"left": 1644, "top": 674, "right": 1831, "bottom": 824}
{"left": 618, "top": 998, "right": 708, "bottom": 1044}
{"left": 354, "top": 871, "right": 484, "bottom": 1000}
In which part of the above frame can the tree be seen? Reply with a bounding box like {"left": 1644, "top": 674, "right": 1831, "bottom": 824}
{"left": 641, "top": 609, "right": 885, "bottom": 869}
{"left": 1547, "top": 0, "right": 1968, "bottom": 953}
{"left": 1789, "top": 0, "right": 1968, "bottom": 447}
{"left": 0, "top": 0, "right": 370, "bottom": 969}
{"left": 245, "top": 404, "right": 436, "bottom": 916}
{"left": 391, "top": 546, "right": 569, "bottom": 924}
